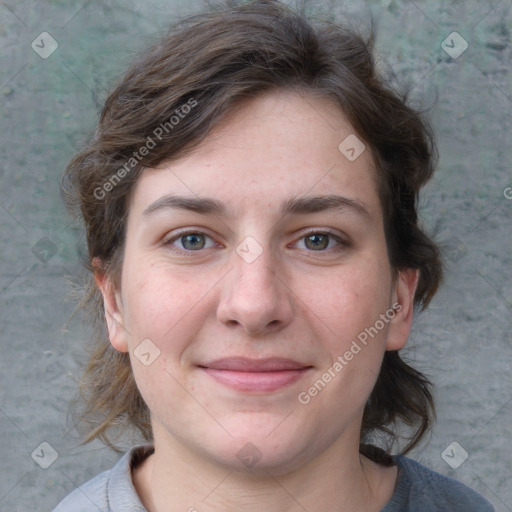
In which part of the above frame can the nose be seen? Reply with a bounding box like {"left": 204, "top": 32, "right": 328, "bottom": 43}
{"left": 216, "top": 244, "right": 294, "bottom": 336}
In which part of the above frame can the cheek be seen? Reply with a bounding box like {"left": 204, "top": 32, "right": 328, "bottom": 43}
{"left": 295, "top": 257, "right": 392, "bottom": 342}
{"left": 297, "top": 266, "right": 393, "bottom": 420}
{"left": 120, "top": 259, "right": 210, "bottom": 353}
{"left": 120, "top": 262, "right": 209, "bottom": 419}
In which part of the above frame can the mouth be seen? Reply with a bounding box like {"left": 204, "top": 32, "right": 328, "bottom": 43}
{"left": 198, "top": 357, "right": 313, "bottom": 393}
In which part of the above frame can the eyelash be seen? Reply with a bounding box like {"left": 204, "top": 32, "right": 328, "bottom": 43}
{"left": 164, "top": 228, "right": 349, "bottom": 255}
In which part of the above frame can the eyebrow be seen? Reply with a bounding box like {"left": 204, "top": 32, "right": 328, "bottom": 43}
{"left": 142, "top": 194, "right": 370, "bottom": 219}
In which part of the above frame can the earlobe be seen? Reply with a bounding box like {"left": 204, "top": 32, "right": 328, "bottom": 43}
{"left": 385, "top": 268, "right": 419, "bottom": 351}
{"left": 93, "top": 262, "right": 129, "bottom": 353}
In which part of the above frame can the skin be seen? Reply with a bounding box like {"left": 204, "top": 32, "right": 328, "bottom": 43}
{"left": 97, "top": 89, "right": 418, "bottom": 512}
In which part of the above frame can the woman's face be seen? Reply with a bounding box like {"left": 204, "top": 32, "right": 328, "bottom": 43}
{"left": 100, "top": 89, "right": 417, "bottom": 473}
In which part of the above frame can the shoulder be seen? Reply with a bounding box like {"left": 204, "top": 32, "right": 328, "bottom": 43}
{"left": 52, "top": 446, "right": 151, "bottom": 512}
{"left": 382, "top": 455, "right": 495, "bottom": 512}
{"left": 52, "top": 467, "right": 111, "bottom": 512}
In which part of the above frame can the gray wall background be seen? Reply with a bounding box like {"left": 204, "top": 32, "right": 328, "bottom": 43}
{"left": 0, "top": 0, "right": 511, "bottom": 510}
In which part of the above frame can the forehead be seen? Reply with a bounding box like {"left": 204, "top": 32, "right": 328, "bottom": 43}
{"left": 129, "top": 89, "right": 381, "bottom": 221}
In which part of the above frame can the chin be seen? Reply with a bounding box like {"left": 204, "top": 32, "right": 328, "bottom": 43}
{"left": 196, "top": 416, "right": 327, "bottom": 476}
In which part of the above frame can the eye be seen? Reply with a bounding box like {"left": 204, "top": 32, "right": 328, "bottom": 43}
{"left": 165, "top": 231, "right": 217, "bottom": 252}
{"left": 295, "top": 230, "right": 346, "bottom": 252}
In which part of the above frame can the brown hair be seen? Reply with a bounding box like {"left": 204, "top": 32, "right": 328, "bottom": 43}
{"left": 62, "top": 0, "right": 442, "bottom": 457}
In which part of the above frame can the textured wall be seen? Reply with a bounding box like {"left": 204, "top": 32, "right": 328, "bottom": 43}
{"left": 0, "top": 1, "right": 511, "bottom": 510}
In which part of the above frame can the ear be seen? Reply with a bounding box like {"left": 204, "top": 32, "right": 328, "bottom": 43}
{"left": 93, "top": 259, "right": 129, "bottom": 353}
{"left": 385, "top": 268, "right": 419, "bottom": 351}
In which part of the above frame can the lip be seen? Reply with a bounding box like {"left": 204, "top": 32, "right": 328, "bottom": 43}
{"left": 199, "top": 357, "right": 312, "bottom": 393}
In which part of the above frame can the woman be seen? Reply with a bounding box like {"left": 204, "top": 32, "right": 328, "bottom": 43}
{"left": 54, "top": 1, "right": 495, "bottom": 510}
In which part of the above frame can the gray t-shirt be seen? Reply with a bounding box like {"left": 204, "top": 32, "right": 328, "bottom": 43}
{"left": 53, "top": 445, "right": 495, "bottom": 511}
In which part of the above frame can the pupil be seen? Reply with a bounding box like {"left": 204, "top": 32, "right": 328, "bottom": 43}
{"left": 183, "top": 234, "right": 205, "bottom": 250}
{"left": 307, "top": 234, "right": 328, "bottom": 250}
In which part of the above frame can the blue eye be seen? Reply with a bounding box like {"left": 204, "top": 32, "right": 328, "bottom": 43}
{"left": 167, "top": 231, "right": 216, "bottom": 251}
{"left": 164, "top": 229, "right": 347, "bottom": 255}
{"left": 181, "top": 233, "right": 206, "bottom": 250}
